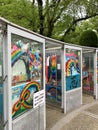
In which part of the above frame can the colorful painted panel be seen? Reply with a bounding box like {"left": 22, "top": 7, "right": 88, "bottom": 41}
{"left": 12, "top": 81, "right": 40, "bottom": 118}
{"left": 51, "top": 55, "right": 57, "bottom": 80}
{"left": 66, "top": 49, "right": 81, "bottom": 91}
{"left": 66, "top": 75, "right": 80, "bottom": 91}
{"left": 46, "top": 55, "right": 57, "bottom": 82}
{"left": 11, "top": 34, "right": 43, "bottom": 118}
{"left": 11, "top": 41, "right": 43, "bottom": 85}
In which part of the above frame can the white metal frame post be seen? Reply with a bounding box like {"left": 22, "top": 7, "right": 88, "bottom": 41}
{"left": 7, "top": 25, "right": 12, "bottom": 130}
{"left": 7, "top": 25, "right": 45, "bottom": 130}
{"left": 0, "top": 25, "right": 8, "bottom": 130}
{"left": 95, "top": 50, "right": 98, "bottom": 99}
{"left": 61, "top": 46, "right": 64, "bottom": 109}
{"left": 3, "top": 29, "right": 8, "bottom": 130}
{"left": 43, "top": 39, "right": 46, "bottom": 130}
{"left": 63, "top": 45, "right": 66, "bottom": 113}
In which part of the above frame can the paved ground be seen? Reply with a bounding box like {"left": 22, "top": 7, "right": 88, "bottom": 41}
{"left": 46, "top": 94, "right": 98, "bottom": 130}
{"left": 46, "top": 103, "right": 65, "bottom": 130}
{"left": 61, "top": 113, "right": 98, "bottom": 130}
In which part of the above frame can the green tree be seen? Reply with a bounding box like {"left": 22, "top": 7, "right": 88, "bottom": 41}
{"left": 59, "top": 16, "right": 98, "bottom": 45}
{"left": 79, "top": 30, "right": 98, "bottom": 47}
{"left": 0, "top": 0, "right": 98, "bottom": 42}
{"left": 0, "top": 0, "right": 39, "bottom": 31}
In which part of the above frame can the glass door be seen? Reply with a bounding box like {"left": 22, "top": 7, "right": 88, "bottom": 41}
{"left": 46, "top": 49, "right": 62, "bottom": 104}
{"left": 82, "top": 52, "right": 94, "bottom": 95}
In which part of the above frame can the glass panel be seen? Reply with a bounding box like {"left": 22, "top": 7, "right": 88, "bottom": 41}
{"left": 11, "top": 34, "right": 43, "bottom": 119}
{"left": 82, "top": 52, "right": 94, "bottom": 94}
{"left": 66, "top": 48, "right": 81, "bottom": 91}
{"left": 46, "top": 49, "right": 62, "bottom": 103}
{"left": 0, "top": 32, "right": 3, "bottom": 122}
{"left": 97, "top": 52, "right": 98, "bottom": 83}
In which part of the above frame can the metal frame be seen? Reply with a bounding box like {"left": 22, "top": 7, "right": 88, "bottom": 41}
{"left": 3, "top": 29, "right": 8, "bottom": 130}
{"left": 62, "top": 46, "right": 65, "bottom": 111}
{"left": 64, "top": 45, "right": 82, "bottom": 113}
{"left": 7, "top": 25, "right": 45, "bottom": 130}
{"left": 0, "top": 26, "right": 6, "bottom": 130}
{"left": 95, "top": 49, "right": 98, "bottom": 99}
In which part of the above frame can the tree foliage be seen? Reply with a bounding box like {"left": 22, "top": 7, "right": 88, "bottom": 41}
{"left": 0, "top": 0, "right": 39, "bottom": 31}
{"left": 0, "top": 0, "right": 98, "bottom": 45}
{"left": 52, "top": 0, "right": 98, "bottom": 41}
{"left": 79, "top": 30, "right": 98, "bottom": 47}
{"left": 62, "top": 16, "right": 98, "bottom": 45}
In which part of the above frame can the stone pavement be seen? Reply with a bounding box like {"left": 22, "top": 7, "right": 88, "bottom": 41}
{"left": 46, "top": 94, "right": 98, "bottom": 130}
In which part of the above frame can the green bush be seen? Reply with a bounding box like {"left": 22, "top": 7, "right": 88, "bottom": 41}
{"left": 79, "top": 30, "right": 98, "bottom": 47}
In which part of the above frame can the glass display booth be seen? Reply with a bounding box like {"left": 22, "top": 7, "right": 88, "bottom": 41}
{"left": 64, "top": 45, "right": 82, "bottom": 113}
{"left": 0, "top": 18, "right": 45, "bottom": 130}
{"left": 82, "top": 48, "right": 96, "bottom": 97}
{"left": 1, "top": 17, "right": 97, "bottom": 130}
{"left": 45, "top": 38, "right": 82, "bottom": 113}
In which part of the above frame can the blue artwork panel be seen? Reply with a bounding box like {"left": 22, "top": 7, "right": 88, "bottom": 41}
{"left": 65, "top": 49, "right": 81, "bottom": 91}
{"left": 66, "top": 74, "right": 80, "bottom": 91}
{"left": 46, "top": 84, "right": 62, "bottom": 102}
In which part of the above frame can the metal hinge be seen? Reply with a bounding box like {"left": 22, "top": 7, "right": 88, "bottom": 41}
{"left": 3, "top": 120, "right": 8, "bottom": 127}
{"left": 3, "top": 75, "right": 7, "bottom": 82}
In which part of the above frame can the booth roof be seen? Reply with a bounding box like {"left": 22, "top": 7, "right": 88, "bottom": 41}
{"left": 0, "top": 17, "right": 97, "bottom": 51}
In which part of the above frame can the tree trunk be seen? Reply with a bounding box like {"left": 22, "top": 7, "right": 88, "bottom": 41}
{"left": 37, "top": 0, "right": 44, "bottom": 35}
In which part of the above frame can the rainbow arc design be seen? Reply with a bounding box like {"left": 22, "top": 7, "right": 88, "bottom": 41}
{"left": 66, "top": 59, "right": 75, "bottom": 76}
{"left": 12, "top": 81, "right": 40, "bottom": 117}
{"left": 11, "top": 49, "right": 25, "bottom": 66}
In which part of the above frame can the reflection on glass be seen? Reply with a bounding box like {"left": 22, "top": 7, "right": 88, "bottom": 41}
{"left": 82, "top": 53, "right": 94, "bottom": 94}
{"left": 45, "top": 50, "right": 62, "bottom": 103}
{"left": 66, "top": 48, "right": 81, "bottom": 91}
{"left": 11, "top": 34, "right": 43, "bottom": 119}
{"left": 12, "top": 60, "right": 26, "bottom": 76}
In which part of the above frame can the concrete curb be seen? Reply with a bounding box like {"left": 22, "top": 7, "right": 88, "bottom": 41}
{"left": 51, "top": 100, "right": 98, "bottom": 130}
